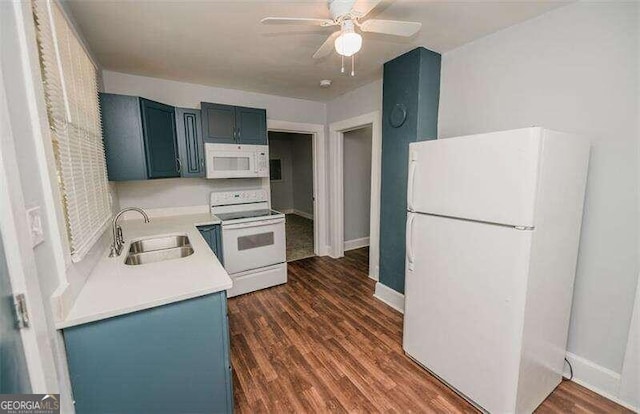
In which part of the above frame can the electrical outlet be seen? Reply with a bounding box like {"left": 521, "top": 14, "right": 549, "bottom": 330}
{"left": 26, "top": 206, "right": 44, "bottom": 247}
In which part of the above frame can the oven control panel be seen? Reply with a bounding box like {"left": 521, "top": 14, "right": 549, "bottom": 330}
{"left": 210, "top": 189, "right": 269, "bottom": 206}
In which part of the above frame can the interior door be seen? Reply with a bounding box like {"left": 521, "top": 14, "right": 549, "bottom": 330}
{"left": 408, "top": 128, "right": 542, "bottom": 227}
{"left": 201, "top": 103, "right": 236, "bottom": 144}
{"left": 0, "top": 232, "right": 30, "bottom": 393}
{"left": 140, "top": 98, "right": 180, "bottom": 179}
{"left": 235, "top": 107, "right": 267, "bottom": 145}
{"left": 403, "top": 212, "right": 532, "bottom": 413}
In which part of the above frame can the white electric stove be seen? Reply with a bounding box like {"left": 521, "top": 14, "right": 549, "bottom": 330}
{"left": 210, "top": 190, "right": 287, "bottom": 297}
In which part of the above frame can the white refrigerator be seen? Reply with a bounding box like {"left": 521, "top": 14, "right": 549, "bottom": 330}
{"left": 403, "top": 127, "right": 590, "bottom": 413}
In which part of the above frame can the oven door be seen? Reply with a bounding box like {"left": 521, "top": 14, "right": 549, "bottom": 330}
{"left": 206, "top": 148, "right": 257, "bottom": 179}
{"left": 222, "top": 218, "right": 286, "bottom": 274}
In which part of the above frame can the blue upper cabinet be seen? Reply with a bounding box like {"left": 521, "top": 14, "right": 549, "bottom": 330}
{"left": 100, "top": 93, "right": 148, "bottom": 181}
{"left": 100, "top": 94, "right": 181, "bottom": 181}
{"left": 201, "top": 103, "right": 236, "bottom": 144}
{"left": 140, "top": 98, "right": 180, "bottom": 179}
{"left": 175, "top": 108, "right": 205, "bottom": 178}
{"left": 201, "top": 102, "right": 267, "bottom": 145}
{"left": 379, "top": 48, "right": 441, "bottom": 295}
{"left": 235, "top": 106, "right": 267, "bottom": 145}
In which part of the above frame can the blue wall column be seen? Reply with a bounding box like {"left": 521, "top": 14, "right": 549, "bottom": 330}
{"left": 379, "top": 47, "right": 441, "bottom": 294}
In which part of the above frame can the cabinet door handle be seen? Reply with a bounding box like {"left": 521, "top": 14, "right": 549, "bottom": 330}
{"left": 200, "top": 158, "right": 205, "bottom": 168}
{"left": 176, "top": 158, "right": 181, "bottom": 173}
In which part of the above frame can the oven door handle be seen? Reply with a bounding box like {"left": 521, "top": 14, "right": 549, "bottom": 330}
{"left": 223, "top": 218, "right": 285, "bottom": 230}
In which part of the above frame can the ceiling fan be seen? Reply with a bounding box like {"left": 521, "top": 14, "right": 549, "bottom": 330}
{"left": 260, "top": 0, "right": 422, "bottom": 76}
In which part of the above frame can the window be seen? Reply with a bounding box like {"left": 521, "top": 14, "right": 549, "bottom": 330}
{"left": 32, "top": 0, "right": 111, "bottom": 262}
{"left": 269, "top": 159, "right": 282, "bottom": 181}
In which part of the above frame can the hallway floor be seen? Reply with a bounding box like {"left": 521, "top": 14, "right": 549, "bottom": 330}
{"left": 285, "top": 213, "right": 314, "bottom": 262}
{"left": 228, "top": 248, "right": 632, "bottom": 414}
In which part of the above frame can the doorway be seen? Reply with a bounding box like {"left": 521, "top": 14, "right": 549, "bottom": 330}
{"left": 268, "top": 131, "right": 315, "bottom": 262}
{"left": 343, "top": 126, "right": 373, "bottom": 255}
{"left": 328, "top": 111, "right": 382, "bottom": 279}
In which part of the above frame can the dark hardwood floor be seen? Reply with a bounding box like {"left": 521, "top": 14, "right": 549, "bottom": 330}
{"left": 228, "top": 248, "right": 631, "bottom": 413}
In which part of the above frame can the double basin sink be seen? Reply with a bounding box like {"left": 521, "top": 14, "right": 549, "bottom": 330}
{"left": 125, "top": 235, "right": 194, "bottom": 266}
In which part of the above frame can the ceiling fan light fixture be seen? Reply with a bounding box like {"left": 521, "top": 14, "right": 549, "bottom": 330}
{"left": 335, "top": 32, "right": 362, "bottom": 56}
{"left": 334, "top": 21, "right": 362, "bottom": 57}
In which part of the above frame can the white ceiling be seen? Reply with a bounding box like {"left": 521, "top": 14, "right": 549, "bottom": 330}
{"left": 66, "top": 0, "right": 568, "bottom": 101}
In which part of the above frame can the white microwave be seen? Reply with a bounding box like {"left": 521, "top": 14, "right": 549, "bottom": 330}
{"left": 205, "top": 143, "right": 269, "bottom": 179}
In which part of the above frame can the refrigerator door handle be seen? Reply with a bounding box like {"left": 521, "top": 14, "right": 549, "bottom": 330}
{"left": 407, "top": 152, "right": 417, "bottom": 211}
{"left": 406, "top": 212, "right": 415, "bottom": 271}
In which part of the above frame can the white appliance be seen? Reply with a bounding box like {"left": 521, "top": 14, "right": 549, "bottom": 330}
{"left": 210, "top": 189, "right": 286, "bottom": 297}
{"left": 403, "top": 127, "right": 590, "bottom": 413}
{"left": 205, "top": 143, "right": 269, "bottom": 179}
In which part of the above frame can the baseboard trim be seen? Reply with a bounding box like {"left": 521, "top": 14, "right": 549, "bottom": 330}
{"left": 281, "top": 209, "right": 314, "bottom": 220}
{"left": 318, "top": 245, "right": 331, "bottom": 256}
{"left": 373, "top": 282, "right": 404, "bottom": 314}
{"left": 563, "top": 352, "right": 638, "bottom": 412}
{"left": 368, "top": 264, "right": 379, "bottom": 282}
{"left": 344, "top": 237, "right": 369, "bottom": 251}
{"left": 293, "top": 209, "right": 314, "bottom": 220}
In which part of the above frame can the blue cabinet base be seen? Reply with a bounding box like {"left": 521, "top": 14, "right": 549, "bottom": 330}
{"left": 63, "top": 292, "right": 233, "bottom": 414}
{"left": 198, "top": 225, "right": 224, "bottom": 265}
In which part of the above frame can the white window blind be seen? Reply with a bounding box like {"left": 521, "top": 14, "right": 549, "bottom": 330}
{"left": 32, "top": 0, "right": 111, "bottom": 262}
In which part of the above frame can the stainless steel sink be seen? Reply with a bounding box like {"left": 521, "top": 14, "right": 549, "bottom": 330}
{"left": 128, "top": 235, "right": 191, "bottom": 254}
{"left": 125, "top": 246, "right": 194, "bottom": 266}
{"left": 125, "top": 235, "right": 194, "bottom": 266}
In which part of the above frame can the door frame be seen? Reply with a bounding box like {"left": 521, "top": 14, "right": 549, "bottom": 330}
{"left": 328, "top": 111, "right": 382, "bottom": 280}
{"left": 0, "top": 47, "right": 52, "bottom": 391}
{"left": 267, "top": 120, "right": 328, "bottom": 256}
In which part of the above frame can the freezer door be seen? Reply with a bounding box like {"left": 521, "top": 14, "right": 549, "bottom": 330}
{"left": 407, "top": 127, "right": 542, "bottom": 227}
{"left": 403, "top": 212, "right": 532, "bottom": 413}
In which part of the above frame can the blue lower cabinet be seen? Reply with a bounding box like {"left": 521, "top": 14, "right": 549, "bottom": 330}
{"left": 63, "top": 292, "right": 233, "bottom": 414}
{"left": 198, "top": 225, "right": 224, "bottom": 265}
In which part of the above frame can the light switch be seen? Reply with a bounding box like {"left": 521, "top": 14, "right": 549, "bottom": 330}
{"left": 26, "top": 206, "right": 44, "bottom": 247}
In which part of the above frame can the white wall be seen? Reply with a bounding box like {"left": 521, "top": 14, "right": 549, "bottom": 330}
{"left": 438, "top": 0, "right": 639, "bottom": 398}
{"left": 116, "top": 178, "right": 262, "bottom": 210}
{"left": 343, "top": 126, "right": 372, "bottom": 242}
{"left": 103, "top": 71, "right": 327, "bottom": 210}
{"left": 103, "top": 71, "right": 326, "bottom": 124}
{"left": 327, "top": 79, "right": 382, "bottom": 124}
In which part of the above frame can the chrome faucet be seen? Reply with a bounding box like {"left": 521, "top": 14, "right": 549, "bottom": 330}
{"left": 109, "top": 207, "right": 150, "bottom": 257}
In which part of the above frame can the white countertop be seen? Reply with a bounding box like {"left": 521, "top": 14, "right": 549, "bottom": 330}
{"left": 57, "top": 213, "right": 231, "bottom": 329}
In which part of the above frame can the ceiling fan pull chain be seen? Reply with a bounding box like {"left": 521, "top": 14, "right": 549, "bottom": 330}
{"left": 351, "top": 54, "right": 355, "bottom": 76}
{"left": 341, "top": 55, "right": 345, "bottom": 73}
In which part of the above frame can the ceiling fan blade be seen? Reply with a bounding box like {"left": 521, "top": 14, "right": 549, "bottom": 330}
{"left": 360, "top": 19, "right": 422, "bottom": 37}
{"left": 260, "top": 17, "right": 336, "bottom": 27}
{"left": 351, "top": 0, "right": 382, "bottom": 19}
{"left": 313, "top": 31, "right": 341, "bottom": 59}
